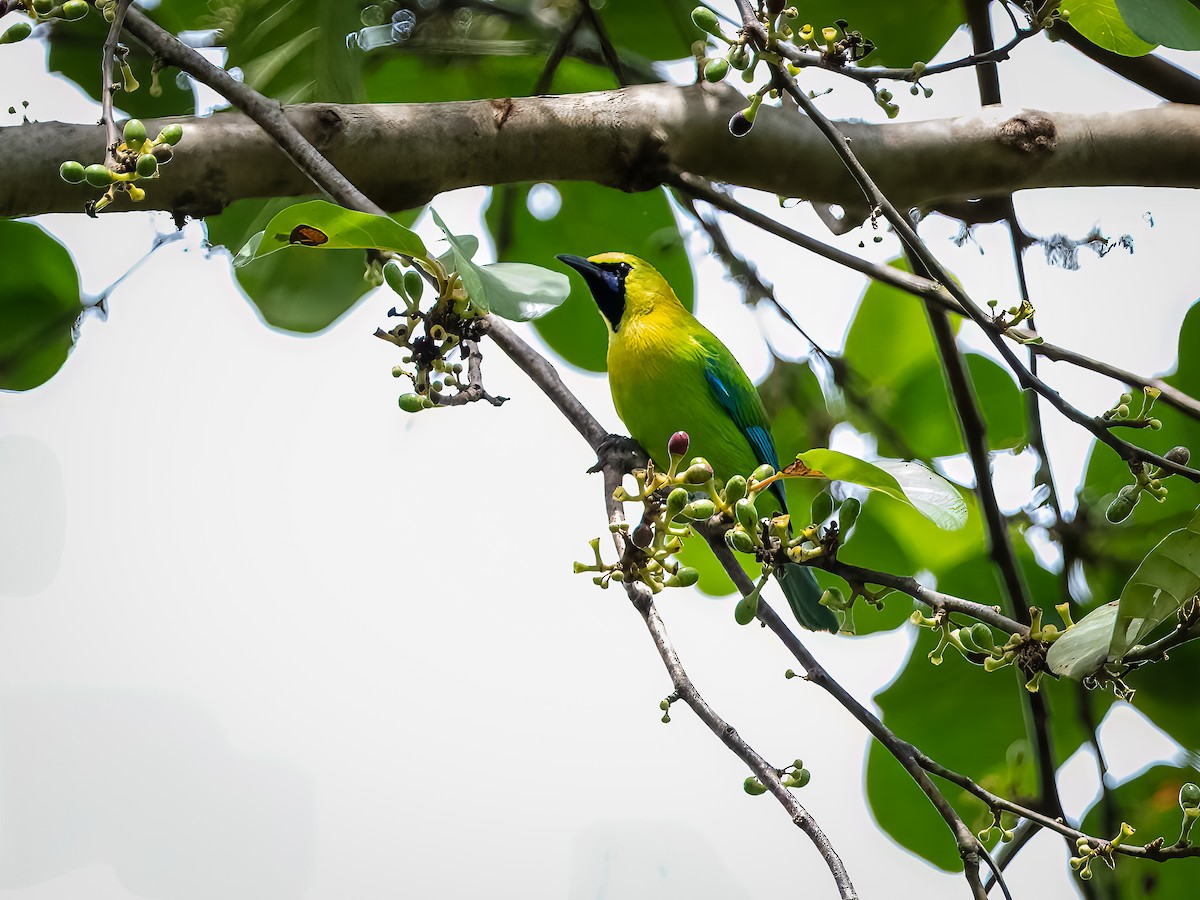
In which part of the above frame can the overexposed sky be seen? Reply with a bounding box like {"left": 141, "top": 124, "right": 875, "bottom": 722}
{"left": 1, "top": 4, "right": 1198, "bottom": 899}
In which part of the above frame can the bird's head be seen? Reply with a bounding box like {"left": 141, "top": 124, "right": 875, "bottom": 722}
{"left": 556, "top": 252, "right": 682, "bottom": 334}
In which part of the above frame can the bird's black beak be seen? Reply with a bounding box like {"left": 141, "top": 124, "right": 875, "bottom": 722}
{"left": 556, "top": 254, "right": 601, "bottom": 279}
{"left": 556, "top": 254, "right": 625, "bottom": 332}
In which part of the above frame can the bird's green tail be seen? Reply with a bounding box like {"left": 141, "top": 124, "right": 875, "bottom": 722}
{"left": 775, "top": 565, "right": 839, "bottom": 633}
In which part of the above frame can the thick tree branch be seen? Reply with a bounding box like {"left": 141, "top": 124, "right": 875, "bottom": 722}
{"left": 6, "top": 85, "right": 1200, "bottom": 217}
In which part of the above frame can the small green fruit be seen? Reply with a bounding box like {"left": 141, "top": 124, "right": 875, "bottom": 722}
{"left": 398, "top": 392, "right": 425, "bottom": 413}
{"left": 59, "top": 160, "right": 86, "bottom": 184}
{"left": 723, "top": 475, "right": 747, "bottom": 505}
{"left": 669, "top": 567, "right": 700, "bottom": 588}
{"left": 1180, "top": 783, "right": 1200, "bottom": 810}
{"left": 734, "top": 497, "right": 758, "bottom": 533}
{"left": 791, "top": 768, "right": 811, "bottom": 788}
{"left": 743, "top": 776, "right": 767, "bottom": 796}
{"left": 690, "top": 6, "right": 722, "bottom": 36}
{"left": 665, "top": 487, "right": 690, "bottom": 521}
{"left": 970, "top": 623, "right": 995, "bottom": 650}
{"left": 122, "top": 118, "right": 147, "bottom": 148}
{"left": 158, "top": 123, "right": 184, "bottom": 145}
{"left": 0, "top": 21, "right": 32, "bottom": 44}
{"left": 728, "top": 45, "right": 750, "bottom": 70}
{"left": 683, "top": 498, "right": 716, "bottom": 520}
{"left": 726, "top": 528, "right": 756, "bottom": 554}
{"left": 734, "top": 593, "right": 759, "bottom": 625}
{"left": 83, "top": 163, "right": 114, "bottom": 187}
{"left": 136, "top": 153, "right": 158, "bottom": 177}
{"left": 33, "top": 0, "right": 55, "bottom": 14}
{"left": 62, "top": 0, "right": 90, "bottom": 19}
{"left": 383, "top": 260, "right": 407, "bottom": 296}
{"left": 751, "top": 464, "right": 775, "bottom": 481}
{"left": 682, "top": 460, "right": 714, "bottom": 484}
{"left": 403, "top": 270, "right": 425, "bottom": 303}
{"left": 703, "top": 57, "right": 729, "bottom": 83}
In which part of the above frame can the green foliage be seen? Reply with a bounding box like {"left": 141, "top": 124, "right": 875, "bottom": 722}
{"left": 240, "top": 199, "right": 427, "bottom": 260}
{"left": 206, "top": 198, "right": 377, "bottom": 333}
{"left": 487, "top": 183, "right": 692, "bottom": 372}
{"left": 790, "top": 448, "right": 968, "bottom": 530}
{"left": 779, "top": 0, "right": 963, "bottom": 68}
{"left": 1069, "top": 0, "right": 1158, "bottom": 55}
{"left": 843, "top": 266, "right": 1027, "bottom": 459}
{"left": 0, "top": 221, "right": 82, "bottom": 391}
{"left": 1116, "top": 0, "right": 1200, "bottom": 50}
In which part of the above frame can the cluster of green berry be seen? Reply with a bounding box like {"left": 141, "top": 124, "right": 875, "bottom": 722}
{"left": 375, "top": 255, "right": 485, "bottom": 411}
{"left": 1070, "top": 822, "right": 1135, "bottom": 881}
{"left": 910, "top": 603, "right": 1072, "bottom": 692}
{"left": 578, "top": 432, "right": 857, "bottom": 628}
{"left": 690, "top": 5, "right": 927, "bottom": 127}
{"left": 0, "top": 0, "right": 88, "bottom": 45}
{"left": 743, "top": 759, "right": 811, "bottom": 795}
{"left": 59, "top": 119, "right": 183, "bottom": 213}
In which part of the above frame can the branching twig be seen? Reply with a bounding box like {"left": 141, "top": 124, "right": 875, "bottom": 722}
{"left": 100, "top": 0, "right": 135, "bottom": 165}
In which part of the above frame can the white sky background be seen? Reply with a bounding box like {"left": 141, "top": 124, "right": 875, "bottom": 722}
{"left": 0, "top": 3, "right": 1198, "bottom": 899}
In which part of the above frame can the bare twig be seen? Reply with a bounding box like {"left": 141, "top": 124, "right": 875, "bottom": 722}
{"left": 100, "top": 0, "right": 135, "bottom": 165}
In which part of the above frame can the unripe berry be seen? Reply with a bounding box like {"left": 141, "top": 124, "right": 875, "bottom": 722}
{"left": 398, "top": 392, "right": 425, "bottom": 413}
{"left": 682, "top": 459, "right": 714, "bottom": 484}
{"left": 726, "top": 528, "right": 756, "bottom": 554}
{"left": 59, "top": 160, "right": 86, "bottom": 184}
{"left": 403, "top": 270, "right": 425, "bottom": 303}
{"left": 122, "top": 118, "right": 147, "bottom": 148}
{"left": 1166, "top": 446, "right": 1191, "bottom": 466}
{"left": 723, "top": 475, "right": 747, "bottom": 505}
{"left": 83, "top": 163, "right": 114, "bottom": 187}
{"left": 33, "top": 0, "right": 55, "bottom": 14}
{"left": 728, "top": 45, "right": 750, "bottom": 70}
{"left": 743, "top": 776, "right": 767, "bottom": 796}
{"left": 158, "top": 123, "right": 184, "bottom": 145}
{"left": 703, "top": 57, "right": 728, "bottom": 82}
{"left": 683, "top": 498, "right": 716, "bottom": 520}
{"left": 383, "top": 260, "right": 406, "bottom": 296}
{"left": 1180, "top": 783, "right": 1200, "bottom": 810}
{"left": 62, "top": 0, "right": 89, "bottom": 19}
{"left": 136, "top": 153, "right": 158, "bottom": 177}
{"left": 0, "top": 22, "right": 32, "bottom": 44}
{"left": 669, "top": 567, "right": 699, "bottom": 588}
{"left": 690, "top": 6, "right": 722, "bottom": 36}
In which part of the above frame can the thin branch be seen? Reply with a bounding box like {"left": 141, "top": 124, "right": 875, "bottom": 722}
{"left": 698, "top": 526, "right": 992, "bottom": 900}
{"left": 816, "top": 559, "right": 1029, "bottom": 637}
{"left": 760, "top": 62, "right": 1200, "bottom": 482}
{"left": 1055, "top": 21, "right": 1200, "bottom": 104}
{"left": 676, "top": 175, "right": 1200, "bottom": 426}
{"left": 100, "top": 0, "right": 135, "bottom": 166}
{"left": 532, "top": 6, "right": 587, "bottom": 95}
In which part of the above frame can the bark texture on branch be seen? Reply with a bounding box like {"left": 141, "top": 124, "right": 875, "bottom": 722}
{"left": 3, "top": 83, "right": 1199, "bottom": 218}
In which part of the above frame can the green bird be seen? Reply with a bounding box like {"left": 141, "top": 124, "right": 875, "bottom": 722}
{"left": 558, "top": 251, "right": 838, "bottom": 632}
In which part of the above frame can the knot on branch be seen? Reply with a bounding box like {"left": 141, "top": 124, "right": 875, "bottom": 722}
{"left": 997, "top": 113, "right": 1058, "bottom": 155}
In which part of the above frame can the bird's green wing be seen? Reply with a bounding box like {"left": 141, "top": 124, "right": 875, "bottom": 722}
{"left": 697, "top": 335, "right": 788, "bottom": 512}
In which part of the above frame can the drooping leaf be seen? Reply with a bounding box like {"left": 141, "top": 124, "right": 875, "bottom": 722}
{"left": 1069, "top": 0, "right": 1158, "bottom": 55}
{"left": 241, "top": 200, "right": 426, "bottom": 262}
{"left": 487, "top": 183, "right": 692, "bottom": 371}
{"left": 1046, "top": 600, "right": 1120, "bottom": 679}
{"left": 0, "top": 221, "right": 82, "bottom": 391}
{"left": 787, "top": 449, "right": 968, "bottom": 530}
{"left": 430, "top": 209, "right": 569, "bottom": 322}
{"left": 208, "top": 198, "right": 413, "bottom": 333}
{"left": 1116, "top": 0, "right": 1200, "bottom": 49}
{"left": 1110, "top": 508, "right": 1200, "bottom": 658}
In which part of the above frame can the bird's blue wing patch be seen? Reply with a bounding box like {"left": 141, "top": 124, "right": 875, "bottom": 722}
{"left": 703, "top": 366, "right": 780, "bottom": 470}
{"left": 704, "top": 363, "right": 788, "bottom": 511}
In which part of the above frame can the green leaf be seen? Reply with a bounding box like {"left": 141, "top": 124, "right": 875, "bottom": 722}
{"left": 1116, "top": 0, "right": 1200, "bottom": 49}
{"left": 1110, "top": 507, "right": 1200, "bottom": 658}
{"left": 784, "top": 0, "right": 965, "bottom": 69}
{"left": 867, "top": 636, "right": 1027, "bottom": 871}
{"left": 1070, "top": 0, "right": 1158, "bottom": 55}
{"left": 429, "top": 210, "right": 569, "bottom": 322}
{"left": 1046, "top": 600, "right": 1120, "bottom": 679}
{"left": 790, "top": 449, "right": 968, "bottom": 530}
{"left": 0, "top": 221, "right": 82, "bottom": 391}
{"left": 242, "top": 199, "right": 426, "bottom": 262}
{"left": 207, "top": 198, "right": 373, "bottom": 333}
{"left": 1049, "top": 508, "right": 1200, "bottom": 677}
{"left": 487, "top": 183, "right": 692, "bottom": 372}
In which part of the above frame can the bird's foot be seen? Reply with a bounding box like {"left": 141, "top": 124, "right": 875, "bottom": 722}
{"left": 588, "top": 433, "right": 648, "bottom": 475}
